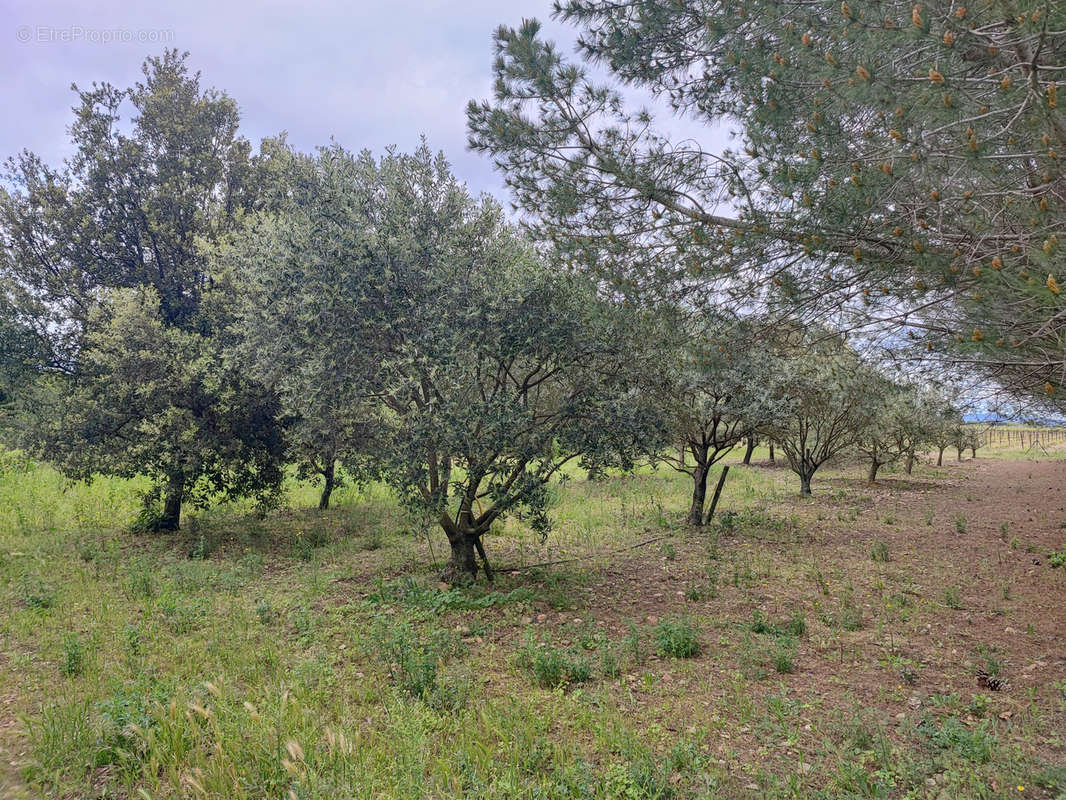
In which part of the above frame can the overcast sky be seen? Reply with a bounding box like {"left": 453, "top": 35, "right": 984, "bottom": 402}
{"left": 2, "top": 0, "right": 674, "bottom": 201}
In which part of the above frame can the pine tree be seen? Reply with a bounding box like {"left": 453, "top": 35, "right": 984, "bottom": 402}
{"left": 468, "top": 3, "right": 1066, "bottom": 410}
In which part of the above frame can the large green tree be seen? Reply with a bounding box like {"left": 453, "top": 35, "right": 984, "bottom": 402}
{"left": 224, "top": 144, "right": 656, "bottom": 580}
{"left": 221, "top": 145, "right": 382, "bottom": 509}
{"left": 468, "top": 3, "right": 1066, "bottom": 408}
{"left": 0, "top": 51, "right": 283, "bottom": 528}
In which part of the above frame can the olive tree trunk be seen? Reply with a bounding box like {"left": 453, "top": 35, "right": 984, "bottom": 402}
{"left": 440, "top": 524, "right": 494, "bottom": 584}
{"left": 688, "top": 462, "right": 710, "bottom": 526}
{"left": 318, "top": 460, "right": 336, "bottom": 510}
{"left": 443, "top": 534, "right": 479, "bottom": 582}
{"left": 705, "top": 465, "right": 730, "bottom": 524}
{"left": 867, "top": 459, "right": 881, "bottom": 483}
{"left": 785, "top": 448, "right": 817, "bottom": 496}
{"left": 742, "top": 437, "right": 756, "bottom": 465}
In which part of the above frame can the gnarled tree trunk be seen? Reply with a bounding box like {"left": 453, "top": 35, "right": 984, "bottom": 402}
{"left": 440, "top": 531, "right": 494, "bottom": 584}
{"left": 442, "top": 534, "right": 479, "bottom": 582}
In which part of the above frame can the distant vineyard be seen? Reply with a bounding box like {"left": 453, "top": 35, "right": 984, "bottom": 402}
{"left": 969, "top": 425, "right": 1066, "bottom": 451}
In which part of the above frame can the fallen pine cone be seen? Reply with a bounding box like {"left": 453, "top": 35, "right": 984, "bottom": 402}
{"left": 976, "top": 669, "right": 1009, "bottom": 691}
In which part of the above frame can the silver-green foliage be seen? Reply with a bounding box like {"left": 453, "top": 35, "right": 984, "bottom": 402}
{"left": 225, "top": 143, "right": 660, "bottom": 578}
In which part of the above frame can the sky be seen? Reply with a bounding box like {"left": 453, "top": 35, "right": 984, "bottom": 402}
{"left": 1, "top": 0, "right": 702, "bottom": 202}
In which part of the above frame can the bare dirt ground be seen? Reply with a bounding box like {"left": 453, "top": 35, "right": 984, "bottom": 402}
{"left": 478, "top": 457, "right": 1066, "bottom": 795}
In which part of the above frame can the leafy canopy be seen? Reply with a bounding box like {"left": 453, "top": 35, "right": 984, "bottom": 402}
{"left": 468, "top": 3, "right": 1066, "bottom": 408}
{"left": 221, "top": 142, "right": 659, "bottom": 577}
{"left": 0, "top": 51, "right": 283, "bottom": 524}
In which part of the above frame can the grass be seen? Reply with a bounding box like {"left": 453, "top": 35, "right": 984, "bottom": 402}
{"left": 1, "top": 446, "right": 1065, "bottom": 798}
{"left": 653, "top": 615, "right": 701, "bottom": 659}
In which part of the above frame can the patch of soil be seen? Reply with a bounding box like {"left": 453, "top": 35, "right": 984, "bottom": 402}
{"left": 481, "top": 458, "right": 1066, "bottom": 787}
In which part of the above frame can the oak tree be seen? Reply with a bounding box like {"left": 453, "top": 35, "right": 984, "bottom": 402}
{"left": 0, "top": 51, "right": 283, "bottom": 529}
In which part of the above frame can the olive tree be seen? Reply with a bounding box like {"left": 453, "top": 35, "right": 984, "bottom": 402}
{"left": 221, "top": 146, "right": 383, "bottom": 509}
{"left": 226, "top": 144, "right": 655, "bottom": 580}
{"left": 926, "top": 400, "right": 964, "bottom": 466}
{"left": 856, "top": 380, "right": 941, "bottom": 481}
{"left": 954, "top": 423, "right": 987, "bottom": 460}
{"left": 855, "top": 376, "right": 907, "bottom": 483}
{"left": 763, "top": 332, "right": 877, "bottom": 494}
{"left": 892, "top": 388, "right": 944, "bottom": 475}
{"left": 654, "top": 312, "right": 780, "bottom": 524}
